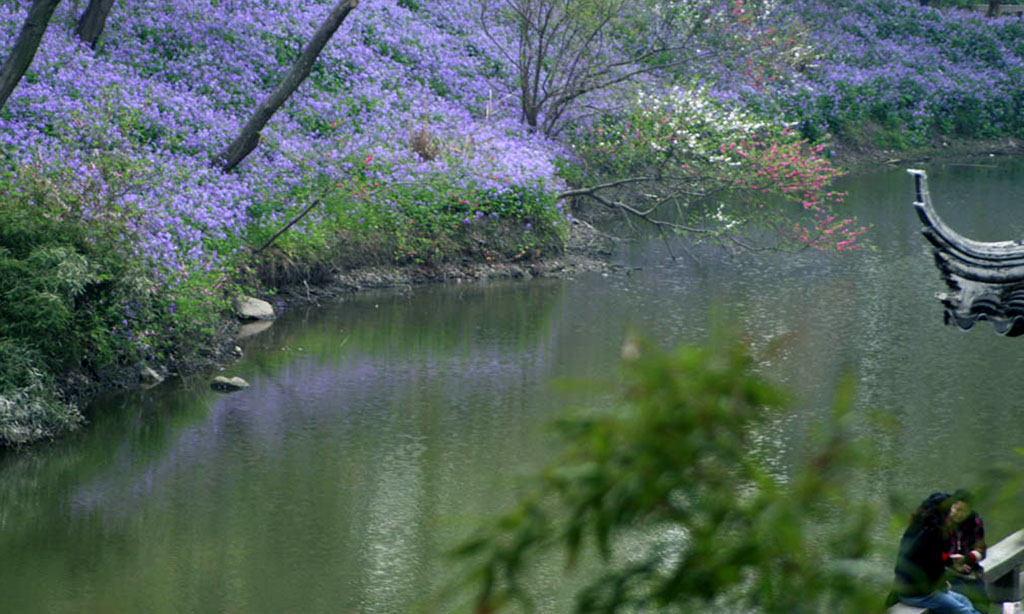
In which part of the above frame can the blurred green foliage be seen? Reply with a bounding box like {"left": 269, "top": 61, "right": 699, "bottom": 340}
{"left": 451, "top": 328, "right": 1024, "bottom": 613}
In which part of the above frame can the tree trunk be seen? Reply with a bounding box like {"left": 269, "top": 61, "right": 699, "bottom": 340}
{"left": 0, "top": 0, "right": 62, "bottom": 112}
{"left": 76, "top": 0, "right": 115, "bottom": 48}
{"left": 988, "top": 1, "right": 1002, "bottom": 17}
{"left": 215, "top": 0, "right": 358, "bottom": 172}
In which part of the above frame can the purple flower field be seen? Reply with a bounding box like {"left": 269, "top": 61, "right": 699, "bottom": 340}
{"left": 749, "top": 0, "right": 1024, "bottom": 144}
{"left": 0, "top": 0, "right": 561, "bottom": 280}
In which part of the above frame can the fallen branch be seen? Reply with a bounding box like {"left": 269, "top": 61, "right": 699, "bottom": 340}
{"left": 557, "top": 176, "right": 651, "bottom": 200}
{"left": 560, "top": 178, "right": 780, "bottom": 259}
{"left": 561, "top": 183, "right": 711, "bottom": 236}
{"left": 253, "top": 180, "right": 424, "bottom": 255}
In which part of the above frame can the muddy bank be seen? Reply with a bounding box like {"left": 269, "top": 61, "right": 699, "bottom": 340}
{"left": 830, "top": 134, "right": 1024, "bottom": 174}
{"left": 267, "top": 219, "right": 617, "bottom": 306}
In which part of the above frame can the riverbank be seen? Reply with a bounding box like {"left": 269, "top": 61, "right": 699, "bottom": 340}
{"left": 268, "top": 218, "right": 615, "bottom": 300}
{"left": 259, "top": 133, "right": 1024, "bottom": 315}
{"left": 830, "top": 132, "right": 1024, "bottom": 174}
{"left": 49, "top": 217, "right": 616, "bottom": 429}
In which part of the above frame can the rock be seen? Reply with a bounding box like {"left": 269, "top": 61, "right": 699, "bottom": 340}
{"left": 236, "top": 319, "right": 273, "bottom": 339}
{"left": 210, "top": 376, "right": 250, "bottom": 392}
{"left": 139, "top": 366, "right": 164, "bottom": 386}
{"left": 234, "top": 296, "right": 276, "bottom": 321}
{"left": 230, "top": 345, "right": 243, "bottom": 358}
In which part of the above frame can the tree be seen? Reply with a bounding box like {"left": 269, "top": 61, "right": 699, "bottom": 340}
{"left": 76, "top": 0, "right": 115, "bottom": 48}
{"left": 562, "top": 87, "right": 867, "bottom": 253}
{"left": 477, "top": 0, "right": 862, "bottom": 252}
{"left": 477, "top": 0, "right": 726, "bottom": 137}
{"left": 988, "top": 1, "right": 1002, "bottom": 17}
{"left": 214, "top": 0, "right": 359, "bottom": 172}
{"left": 0, "top": 0, "right": 61, "bottom": 113}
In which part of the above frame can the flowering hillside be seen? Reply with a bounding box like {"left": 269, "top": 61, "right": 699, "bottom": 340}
{"left": 749, "top": 0, "right": 1024, "bottom": 146}
{"left": 0, "top": 0, "right": 561, "bottom": 278}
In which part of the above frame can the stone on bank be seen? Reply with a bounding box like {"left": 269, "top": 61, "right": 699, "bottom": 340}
{"left": 210, "top": 376, "right": 250, "bottom": 392}
{"left": 234, "top": 296, "right": 276, "bottom": 321}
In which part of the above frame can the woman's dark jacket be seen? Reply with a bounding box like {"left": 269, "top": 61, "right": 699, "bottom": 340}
{"left": 892, "top": 519, "right": 950, "bottom": 597}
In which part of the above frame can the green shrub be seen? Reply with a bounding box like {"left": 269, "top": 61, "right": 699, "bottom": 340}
{"left": 0, "top": 161, "right": 233, "bottom": 445}
{"left": 0, "top": 338, "right": 83, "bottom": 446}
{"left": 0, "top": 245, "right": 97, "bottom": 364}
{"left": 245, "top": 158, "right": 567, "bottom": 268}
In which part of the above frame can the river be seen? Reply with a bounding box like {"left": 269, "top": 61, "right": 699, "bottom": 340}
{"left": 2, "top": 161, "right": 1023, "bottom": 613}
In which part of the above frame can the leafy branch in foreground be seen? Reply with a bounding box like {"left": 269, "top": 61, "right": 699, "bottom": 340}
{"left": 451, "top": 331, "right": 885, "bottom": 614}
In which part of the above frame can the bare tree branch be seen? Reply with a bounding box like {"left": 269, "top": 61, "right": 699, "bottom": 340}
{"left": 254, "top": 199, "right": 323, "bottom": 254}
{"left": 557, "top": 176, "right": 652, "bottom": 198}
{"left": 562, "top": 182, "right": 712, "bottom": 236}
{"left": 480, "top": 0, "right": 732, "bottom": 136}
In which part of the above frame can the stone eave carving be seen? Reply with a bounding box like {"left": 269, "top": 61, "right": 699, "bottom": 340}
{"left": 910, "top": 168, "right": 1024, "bottom": 336}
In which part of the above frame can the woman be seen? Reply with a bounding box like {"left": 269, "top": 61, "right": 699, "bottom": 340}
{"left": 947, "top": 489, "right": 988, "bottom": 612}
{"left": 890, "top": 492, "right": 980, "bottom": 614}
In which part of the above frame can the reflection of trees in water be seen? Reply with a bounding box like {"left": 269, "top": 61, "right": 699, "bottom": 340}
{"left": 0, "top": 278, "right": 575, "bottom": 610}
{"left": 246, "top": 279, "right": 567, "bottom": 368}
{"left": 40, "top": 278, "right": 570, "bottom": 517}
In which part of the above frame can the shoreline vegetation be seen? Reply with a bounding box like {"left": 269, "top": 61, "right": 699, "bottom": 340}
{"left": 4, "top": 0, "right": 1024, "bottom": 447}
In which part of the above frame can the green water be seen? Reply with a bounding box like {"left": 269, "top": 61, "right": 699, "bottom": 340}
{"left": 2, "top": 162, "right": 1023, "bottom": 613}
